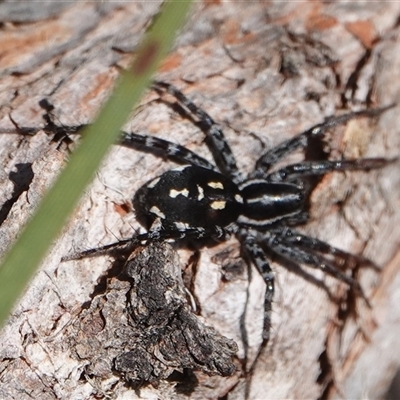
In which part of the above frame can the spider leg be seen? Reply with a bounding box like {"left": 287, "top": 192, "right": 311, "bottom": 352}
{"left": 264, "top": 231, "right": 366, "bottom": 297}
{"left": 8, "top": 108, "right": 83, "bottom": 142}
{"left": 240, "top": 232, "right": 274, "bottom": 342}
{"left": 271, "top": 227, "right": 379, "bottom": 271}
{"left": 152, "top": 81, "right": 242, "bottom": 182}
{"left": 62, "top": 224, "right": 231, "bottom": 261}
{"left": 253, "top": 105, "right": 394, "bottom": 177}
{"left": 120, "top": 131, "right": 216, "bottom": 170}
{"left": 61, "top": 236, "right": 141, "bottom": 261}
{"left": 266, "top": 157, "right": 393, "bottom": 182}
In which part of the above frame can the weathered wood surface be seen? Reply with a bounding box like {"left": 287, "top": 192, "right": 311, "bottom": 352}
{"left": 0, "top": 2, "right": 400, "bottom": 399}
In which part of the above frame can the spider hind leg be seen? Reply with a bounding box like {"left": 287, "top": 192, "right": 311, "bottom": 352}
{"left": 62, "top": 224, "right": 231, "bottom": 261}
{"left": 120, "top": 131, "right": 216, "bottom": 170}
{"left": 152, "top": 81, "right": 242, "bottom": 182}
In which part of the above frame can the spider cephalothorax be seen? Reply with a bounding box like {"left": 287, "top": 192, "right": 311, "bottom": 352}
{"left": 71, "top": 81, "right": 393, "bottom": 341}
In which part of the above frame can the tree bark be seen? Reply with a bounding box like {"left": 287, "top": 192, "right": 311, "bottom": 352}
{"left": 0, "top": 1, "right": 399, "bottom": 399}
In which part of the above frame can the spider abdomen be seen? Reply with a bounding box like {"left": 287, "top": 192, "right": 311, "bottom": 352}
{"left": 133, "top": 165, "right": 244, "bottom": 231}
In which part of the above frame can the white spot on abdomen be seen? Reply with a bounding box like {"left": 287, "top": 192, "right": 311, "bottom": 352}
{"left": 147, "top": 177, "right": 160, "bottom": 189}
{"left": 197, "top": 185, "right": 205, "bottom": 201}
{"left": 149, "top": 206, "right": 166, "bottom": 219}
{"left": 210, "top": 200, "right": 226, "bottom": 210}
{"left": 207, "top": 181, "right": 224, "bottom": 190}
{"left": 169, "top": 188, "right": 189, "bottom": 198}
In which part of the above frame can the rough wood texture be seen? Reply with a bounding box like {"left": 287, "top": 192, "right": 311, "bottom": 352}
{"left": 1, "top": 2, "right": 399, "bottom": 399}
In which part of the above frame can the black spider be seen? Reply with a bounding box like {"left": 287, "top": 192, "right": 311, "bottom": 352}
{"left": 68, "top": 81, "right": 393, "bottom": 341}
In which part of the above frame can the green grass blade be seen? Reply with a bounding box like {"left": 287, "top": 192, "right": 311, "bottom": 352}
{"left": 0, "top": 0, "right": 193, "bottom": 327}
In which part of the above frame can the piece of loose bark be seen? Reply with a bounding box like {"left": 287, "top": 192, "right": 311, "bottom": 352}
{"left": 67, "top": 242, "right": 238, "bottom": 389}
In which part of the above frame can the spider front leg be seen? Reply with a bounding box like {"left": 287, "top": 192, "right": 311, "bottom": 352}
{"left": 271, "top": 227, "right": 379, "bottom": 271}
{"left": 152, "top": 81, "right": 243, "bottom": 182}
{"left": 266, "top": 157, "right": 393, "bottom": 182}
{"left": 262, "top": 230, "right": 366, "bottom": 299}
{"left": 252, "top": 105, "right": 394, "bottom": 177}
{"left": 240, "top": 232, "right": 274, "bottom": 342}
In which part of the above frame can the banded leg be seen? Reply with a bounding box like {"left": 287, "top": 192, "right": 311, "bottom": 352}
{"left": 264, "top": 231, "right": 364, "bottom": 295}
{"left": 62, "top": 225, "right": 231, "bottom": 261}
{"left": 8, "top": 108, "right": 84, "bottom": 142}
{"left": 271, "top": 227, "right": 379, "bottom": 271}
{"left": 241, "top": 233, "right": 274, "bottom": 341}
{"left": 253, "top": 105, "right": 394, "bottom": 177}
{"left": 266, "top": 158, "right": 392, "bottom": 183}
{"left": 120, "top": 131, "right": 216, "bottom": 170}
{"left": 152, "top": 81, "right": 242, "bottom": 182}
